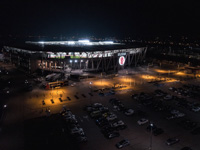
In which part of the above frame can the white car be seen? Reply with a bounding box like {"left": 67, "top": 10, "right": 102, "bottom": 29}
{"left": 170, "top": 110, "right": 185, "bottom": 118}
{"left": 191, "top": 107, "right": 200, "bottom": 112}
{"left": 124, "top": 109, "right": 134, "bottom": 116}
{"left": 112, "top": 120, "right": 125, "bottom": 127}
{"left": 164, "top": 95, "right": 172, "bottom": 100}
{"left": 175, "top": 113, "right": 185, "bottom": 118}
{"left": 93, "top": 103, "right": 103, "bottom": 107}
{"left": 106, "top": 114, "right": 117, "bottom": 121}
{"left": 137, "top": 118, "right": 149, "bottom": 125}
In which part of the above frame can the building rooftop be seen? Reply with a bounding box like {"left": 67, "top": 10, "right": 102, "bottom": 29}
{"left": 5, "top": 40, "right": 145, "bottom": 52}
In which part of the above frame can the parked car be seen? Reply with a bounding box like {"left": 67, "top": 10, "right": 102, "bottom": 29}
{"left": 93, "top": 103, "right": 103, "bottom": 108}
{"left": 166, "top": 114, "right": 176, "bottom": 120}
{"left": 180, "top": 147, "right": 192, "bottom": 150}
{"left": 104, "top": 131, "right": 120, "bottom": 139}
{"left": 112, "top": 120, "right": 125, "bottom": 127}
{"left": 164, "top": 95, "right": 173, "bottom": 100}
{"left": 90, "top": 110, "right": 102, "bottom": 118}
{"left": 115, "top": 139, "right": 130, "bottom": 149}
{"left": 175, "top": 112, "right": 185, "bottom": 118}
{"left": 76, "top": 136, "right": 87, "bottom": 142}
{"left": 106, "top": 113, "right": 117, "bottom": 121}
{"left": 99, "top": 107, "right": 109, "bottom": 113}
{"left": 191, "top": 107, "right": 200, "bottom": 112}
{"left": 109, "top": 90, "right": 115, "bottom": 95}
{"left": 99, "top": 92, "right": 104, "bottom": 96}
{"left": 153, "top": 128, "right": 164, "bottom": 136}
{"left": 146, "top": 124, "right": 157, "bottom": 132}
{"left": 96, "top": 118, "right": 109, "bottom": 127}
{"left": 101, "top": 126, "right": 115, "bottom": 134}
{"left": 166, "top": 138, "right": 180, "bottom": 145}
{"left": 70, "top": 127, "right": 84, "bottom": 135}
{"left": 124, "top": 109, "right": 134, "bottom": 116}
{"left": 137, "top": 118, "right": 149, "bottom": 125}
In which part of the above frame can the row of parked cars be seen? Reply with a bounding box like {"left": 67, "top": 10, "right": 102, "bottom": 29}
{"left": 130, "top": 87, "right": 196, "bottom": 149}
{"left": 60, "top": 106, "right": 87, "bottom": 143}
{"left": 84, "top": 103, "right": 127, "bottom": 140}
{"left": 84, "top": 102, "right": 132, "bottom": 149}
{"left": 173, "top": 94, "right": 200, "bottom": 112}
{"left": 109, "top": 98, "right": 134, "bottom": 115}
{"left": 169, "top": 86, "right": 196, "bottom": 98}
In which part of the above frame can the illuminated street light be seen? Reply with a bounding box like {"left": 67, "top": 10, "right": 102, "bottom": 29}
{"left": 70, "top": 60, "right": 72, "bottom": 63}
{"left": 149, "top": 123, "right": 153, "bottom": 150}
{"left": 75, "top": 60, "right": 78, "bottom": 63}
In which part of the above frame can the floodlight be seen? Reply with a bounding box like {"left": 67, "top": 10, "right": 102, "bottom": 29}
{"left": 68, "top": 41, "right": 75, "bottom": 45}
{"left": 102, "top": 41, "right": 113, "bottom": 44}
{"left": 78, "top": 40, "right": 90, "bottom": 43}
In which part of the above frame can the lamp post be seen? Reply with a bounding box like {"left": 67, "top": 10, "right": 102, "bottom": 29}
{"left": 149, "top": 123, "right": 153, "bottom": 150}
{"left": 89, "top": 81, "right": 92, "bottom": 104}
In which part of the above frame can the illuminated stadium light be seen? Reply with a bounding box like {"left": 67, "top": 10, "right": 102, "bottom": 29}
{"left": 78, "top": 40, "right": 90, "bottom": 43}
{"left": 39, "top": 41, "right": 45, "bottom": 44}
{"left": 27, "top": 40, "right": 122, "bottom": 46}
{"left": 68, "top": 41, "right": 75, "bottom": 45}
{"left": 102, "top": 41, "right": 113, "bottom": 44}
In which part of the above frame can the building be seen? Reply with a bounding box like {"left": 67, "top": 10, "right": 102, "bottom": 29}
{"left": 2, "top": 40, "right": 147, "bottom": 73}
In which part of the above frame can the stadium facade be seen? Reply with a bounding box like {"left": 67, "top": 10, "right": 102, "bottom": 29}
{"left": 2, "top": 40, "right": 147, "bottom": 73}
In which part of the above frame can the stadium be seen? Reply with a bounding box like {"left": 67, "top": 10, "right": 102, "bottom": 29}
{"left": 2, "top": 40, "right": 147, "bottom": 74}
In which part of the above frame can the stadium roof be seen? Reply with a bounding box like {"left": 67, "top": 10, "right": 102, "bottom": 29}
{"left": 5, "top": 40, "right": 145, "bottom": 52}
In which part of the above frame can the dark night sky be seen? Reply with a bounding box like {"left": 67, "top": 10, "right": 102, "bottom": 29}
{"left": 0, "top": 0, "right": 200, "bottom": 37}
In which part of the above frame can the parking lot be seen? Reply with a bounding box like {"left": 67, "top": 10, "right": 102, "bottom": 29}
{"left": 1, "top": 63, "right": 200, "bottom": 150}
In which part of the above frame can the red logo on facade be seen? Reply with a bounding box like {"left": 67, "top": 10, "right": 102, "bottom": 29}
{"left": 119, "top": 56, "right": 125, "bottom": 65}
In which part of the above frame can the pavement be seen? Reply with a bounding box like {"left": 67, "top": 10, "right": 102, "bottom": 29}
{"left": 0, "top": 62, "right": 200, "bottom": 150}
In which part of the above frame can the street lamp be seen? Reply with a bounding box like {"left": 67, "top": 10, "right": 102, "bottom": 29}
{"left": 89, "top": 81, "right": 93, "bottom": 104}
{"left": 149, "top": 123, "right": 153, "bottom": 150}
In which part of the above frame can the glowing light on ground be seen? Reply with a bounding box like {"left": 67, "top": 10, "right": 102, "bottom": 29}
{"left": 154, "top": 69, "right": 176, "bottom": 74}
{"left": 92, "top": 80, "right": 111, "bottom": 87}
{"left": 141, "top": 75, "right": 156, "bottom": 80}
{"left": 164, "top": 78, "right": 179, "bottom": 83}
{"left": 175, "top": 72, "right": 187, "bottom": 76}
